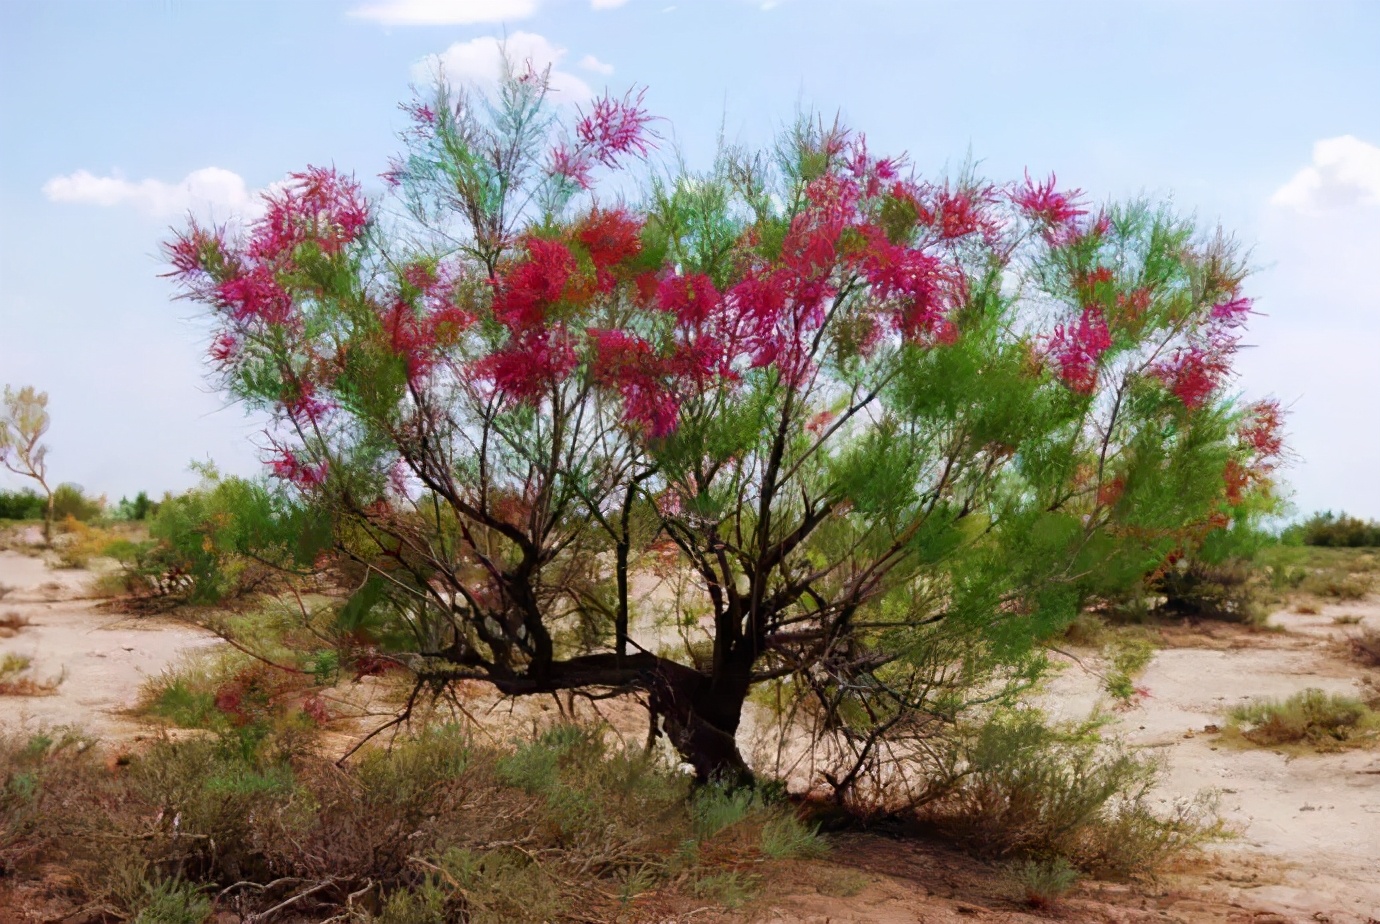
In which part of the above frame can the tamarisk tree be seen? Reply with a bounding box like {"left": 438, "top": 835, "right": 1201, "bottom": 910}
{"left": 0, "top": 385, "right": 56, "bottom": 542}
{"left": 166, "top": 67, "right": 1282, "bottom": 784}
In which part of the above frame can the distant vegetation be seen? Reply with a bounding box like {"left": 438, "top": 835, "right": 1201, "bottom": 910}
{"left": 1285, "top": 510, "right": 1380, "bottom": 548}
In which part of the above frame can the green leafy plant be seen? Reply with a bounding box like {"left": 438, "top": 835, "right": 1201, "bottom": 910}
{"left": 919, "top": 709, "right": 1218, "bottom": 877}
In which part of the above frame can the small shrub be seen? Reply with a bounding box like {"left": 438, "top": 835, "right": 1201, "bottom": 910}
{"left": 690, "top": 783, "right": 761, "bottom": 839}
{"left": 1226, "top": 688, "right": 1380, "bottom": 750}
{"left": 1301, "top": 572, "right": 1372, "bottom": 600}
{"left": 52, "top": 517, "right": 118, "bottom": 569}
{"left": 0, "top": 653, "right": 62, "bottom": 696}
{"left": 51, "top": 483, "right": 103, "bottom": 523}
{"left": 1153, "top": 558, "right": 1265, "bottom": 623}
{"left": 1008, "top": 856, "right": 1079, "bottom": 908}
{"left": 1332, "top": 614, "right": 1363, "bottom": 626}
{"left": 132, "top": 877, "right": 211, "bottom": 924}
{"left": 1294, "top": 511, "right": 1380, "bottom": 548}
{"left": 0, "top": 610, "right": 29, "bottom": 637}
{"left": 760, "top": 813, "right": 828, "bottom": 859}
{"left": 376, "top": 882, "right": 452, "bottom": 924}
{"left": 918, "top": 710, "right": 1217, "bottom": 877}
{"left": 1103, "top": 638, "right": 1155, "bottom": 705}
{"left": 1349, "top": 628, "right": 1380, "bottom": 667}
{"left": 1062, "top": 612, "right": 1110, "bottom": 648}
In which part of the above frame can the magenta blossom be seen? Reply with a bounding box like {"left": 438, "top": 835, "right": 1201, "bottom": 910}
{"left": 1012, "top": 170, "right": 1087, "bottom": 228}
{"left": 269, "top": 449, "right": 328, "bottom": 488}
{"left": 1047, "top": 307, "right": 1112, "bottom": 393}
{"left": 576, "top": 88, "right": 656, "bottom": 168}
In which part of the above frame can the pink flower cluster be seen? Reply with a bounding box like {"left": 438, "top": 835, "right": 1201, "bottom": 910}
{"left": 1152, "top": 341, "right": 1232, "bottom": 409}
{"left": 1011, "top": 171, "right": 1087, "bottom": 229}
{"left": 166, "top": 167, "right": 370, "bottom": 349}
{"left": 1046, "top": 307, "right": 1113, "bottom": 394}
{"left": 269, "top": 448, "right": 328, "bottom": 488}
{"left": 1150, "top": 287, "right": 1254, "bottom": 410}
{"left": 548, "top": 89, "right": 656, "bottom": 189}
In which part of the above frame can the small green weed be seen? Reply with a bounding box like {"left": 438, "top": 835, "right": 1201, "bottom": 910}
{"left": 760, "top": 813, "right": 828, "bottom": 859}
{"left": 690, "top": 869, "right": 760, "bottom": 908}
{"left": 131, "top": 877, "right": 211, "bottom": 924}
{"left": 1008, "top": 856, "right": 1079, "bottom": 908}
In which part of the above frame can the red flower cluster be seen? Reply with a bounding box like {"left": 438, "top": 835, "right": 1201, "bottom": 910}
{"left": 577, "top": 88, "right": 655, "bottom": 167}
{"left": 250, "top": 167, "right": 368, "bottom": 261}
{"left": 166, "top": 167, "right": 369, "bottom": 342}
{"left": 1240, "top": 399, "right": 1284, "bottom": 460}
{"left": 478, "top": 215, "right": 648, "bottom": 403}
{"left": 1047, "top": 307, "right": 1113, "bottom": 393}
{"left": 1210, "top": 293, "right": 1253, "bottom": 328}
{"left": 1152, "top": 343, "right": 1231, "bottom": 409}
{"left": 587, "top": 330, "right": 682, "bottom": 437}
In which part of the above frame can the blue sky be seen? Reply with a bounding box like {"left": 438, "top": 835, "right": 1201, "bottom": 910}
{"left": 2, "top": 0, "right": 1377, "bottom": 518}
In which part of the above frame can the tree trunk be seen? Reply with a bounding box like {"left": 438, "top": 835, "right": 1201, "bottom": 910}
{"left": 648, "top": 656, "right": 755, "bottom": 786}
{"left": 43, "top": 491, "right": 53, "bottom": 544}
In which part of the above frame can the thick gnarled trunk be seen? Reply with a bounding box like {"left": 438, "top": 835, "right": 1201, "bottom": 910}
{"left": 647, "top": 655, "right": 755, "bottom": 785}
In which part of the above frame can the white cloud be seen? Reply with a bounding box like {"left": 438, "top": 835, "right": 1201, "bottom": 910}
{"left": 590, "top": 0, "right": 630, "bottom": 8}
{"left": 1237, "top": 152, "right": 1380, "bottom": 519}
{"left": 42, "top": 167, "right": 267, "bottom": 221}
{"left": 348, "top": 0, "right": 538, "bottom": 26}
{"left": 412, "top": 31, "right": 593, "bottom": 101}
{"left": 1270, "top": 135, "right": 1380, "bottom": 211}
{"left": 578, "top": 53, "right": 614, "bottom": 75}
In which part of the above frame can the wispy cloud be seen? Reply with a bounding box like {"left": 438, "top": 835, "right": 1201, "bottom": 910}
{"left": 413, "top": 31, "right": 593, "bottom": 100}
{"left": 1270, "top": 135, "right": 1380, "bottom": 211}
{"left": 41, "top": 167, "right": 268, "bottom": 220}
{"left": 578, "top": 53, "right": 614, "bottom": 75}
{"left": 348, "top": 0, "right": 539, "bottom": 26}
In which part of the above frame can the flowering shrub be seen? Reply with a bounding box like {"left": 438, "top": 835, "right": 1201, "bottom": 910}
{"left": 167, "top": 67, "right": 1283, "bottom": 782}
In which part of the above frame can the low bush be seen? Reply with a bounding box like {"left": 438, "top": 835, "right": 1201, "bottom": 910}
{"left": 1225, "top": 688, "right": 1380, "bottom": 750}
{"left": 0, "top": 653, "right": 62, "bottom": 696}
{"left": 917, "top": 709, "right": 1217, "bottom": 878}
{"left": 1153, "top": 558, "right": 1266, "bottom": 624}
{"left": 0, "top": 718, "right": 827, "bottom": 922}
{"left": 1103, "top": 637, "right": 1155, "bottom": 705}
{"left": 142, "top": 470, "right": 329, "bottom": 605}
{"left": 1300, "top": 571, "right": 1373, "bottom": 601}
{"left": 1349, "top": 628, "right": 1380, "bottom": 667}
{"left": 50, "top": 516, "right": 127, "bottom": 569}
{"left": 50, "top": 483, "right": 103, "bottom": 522}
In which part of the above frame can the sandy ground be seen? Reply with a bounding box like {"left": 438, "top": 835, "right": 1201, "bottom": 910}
{"left": 1039, "top": 603, "right": 1380, "bottom": 924}
{"left": 1, "top": 540, "right": 1377, "bottom": 923}
{"left": 0, "top": 548, "right": 217, "bottom": 739}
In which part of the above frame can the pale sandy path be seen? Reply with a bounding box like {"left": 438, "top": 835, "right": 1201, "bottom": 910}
{"left": 0, "top": 549, "right": 218, "bottom": 739}
{"left": 1042, "top": 602, "right": 1380, "bottom": 924}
